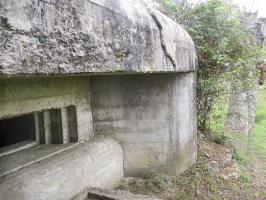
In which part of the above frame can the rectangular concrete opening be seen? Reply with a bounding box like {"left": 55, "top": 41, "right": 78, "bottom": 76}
{"left": 0, "top": 114, "right": 35, "bottom": 148}
{"left": 0, "top": 106, "right": 79, "bottom": 178}
{"left": 35, "top": 106, "right": 78, "bottom": 145}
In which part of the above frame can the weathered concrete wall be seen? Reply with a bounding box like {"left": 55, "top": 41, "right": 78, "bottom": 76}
{"left": 0, "top": 138, "right": 124, "bottom": 200}
{"left": 0, "top": 74, "right": 197, "bottom": 177}
{"left": 226, "top": 88, "right": 258, "bottom": 135}
{"left": 92, "top": 73, "right": 197, "bottom": 175}
{"left": 0, "top": 77, "right": 93, "bottom": 141}
{"left": 259, "top": 18, "right": 266, "bottom": 37}
{"left": 0, "top": 0, "right": 195, "bottom": 75}
{"left": 170, "top": 73, "right": 197, "bottom": 173}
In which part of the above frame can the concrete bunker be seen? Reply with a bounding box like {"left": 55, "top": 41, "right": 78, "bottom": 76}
{"left": 0, "top": 0, "right": 197, "bottom": 199}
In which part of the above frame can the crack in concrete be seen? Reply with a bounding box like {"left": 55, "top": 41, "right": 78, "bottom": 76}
{"left": 147, "top": 9, "right": 177, "bottom": 69}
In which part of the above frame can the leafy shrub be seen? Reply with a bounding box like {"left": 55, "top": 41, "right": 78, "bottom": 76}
{"left": 159, "top": 0, "right": 264, "bottom": 130}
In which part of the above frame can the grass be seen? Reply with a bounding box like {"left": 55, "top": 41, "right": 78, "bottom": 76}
{"left": 209, "top": 86, "right": 266, "bottom": 164}
{"left": 253, "top": 87, "right": 266, "bottom": 161}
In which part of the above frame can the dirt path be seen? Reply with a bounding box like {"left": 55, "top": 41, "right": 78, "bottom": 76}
{"left": 250, "top": 151, "right": 266, "bottom": 199}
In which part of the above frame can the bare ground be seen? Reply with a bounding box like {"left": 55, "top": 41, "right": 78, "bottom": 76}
{"left": 117, "top": 136, "right": 266, "bottom": 200}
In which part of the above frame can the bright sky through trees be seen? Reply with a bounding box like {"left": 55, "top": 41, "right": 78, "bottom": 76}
{"left": 189, "top": 0, "right": 266, "bottom": 17}
{"left": 233, "top": 0, "right": 266, "bottom": 17}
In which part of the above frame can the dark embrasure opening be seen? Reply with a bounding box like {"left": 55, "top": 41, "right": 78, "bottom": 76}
{"left": 0, "top": 114, "right": 35, "bottom": 148}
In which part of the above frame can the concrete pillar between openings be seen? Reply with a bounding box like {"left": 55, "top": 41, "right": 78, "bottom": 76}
{"left": 34, "top": 113, "right": 41, "bottom": 144}
{"left": 43, "top": 111, "right": 52, "bottom": 144}
{"left": 61, "top": 107, "right": 70, "bottom": 144}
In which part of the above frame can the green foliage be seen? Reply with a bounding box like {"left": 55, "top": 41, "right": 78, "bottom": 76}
{"left": 159, "top": 0, "right": 264, "bottom": 129}
{"left": 213, "top": 133, "right": 227, "bottom": 145}
{"left": 261, "top": 191, "right": 266, "bottom": 198}
{"left": 159, "top": 0, "right": 193, "bottom": 25}
{"left": 232, "top": 148, "right": 249, "bottom": 167}
{"left": 209, "top": 94, "right": 229, "bottom": 144}
{"left": 145, "top": 165, "right": 166, "bottom": 189}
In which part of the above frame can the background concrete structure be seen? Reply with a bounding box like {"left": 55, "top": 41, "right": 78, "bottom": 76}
{"left": 0, "top": 0, "right": 197, "bottom": 199}
{"left": 226, "top": 13, "right": 264, "bottom": 135}
{"left": 259, "top": 18, "right": 266, "bottom": 37}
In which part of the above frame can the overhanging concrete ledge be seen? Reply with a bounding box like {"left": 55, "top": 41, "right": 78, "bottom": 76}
{"left": 0, "top": 0, "right": 196, "bottom": 75}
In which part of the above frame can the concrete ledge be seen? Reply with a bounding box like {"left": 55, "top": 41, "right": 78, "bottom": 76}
{"left": 0, "top": 143, "right": 78, "bottom": 178}
{"left": 0, "top": 138, "right": 124, "bottom": 200}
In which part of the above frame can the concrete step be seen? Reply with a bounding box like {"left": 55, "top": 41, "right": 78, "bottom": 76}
{"left": 72, "top": 188, "right": 161, "bottom": 200}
